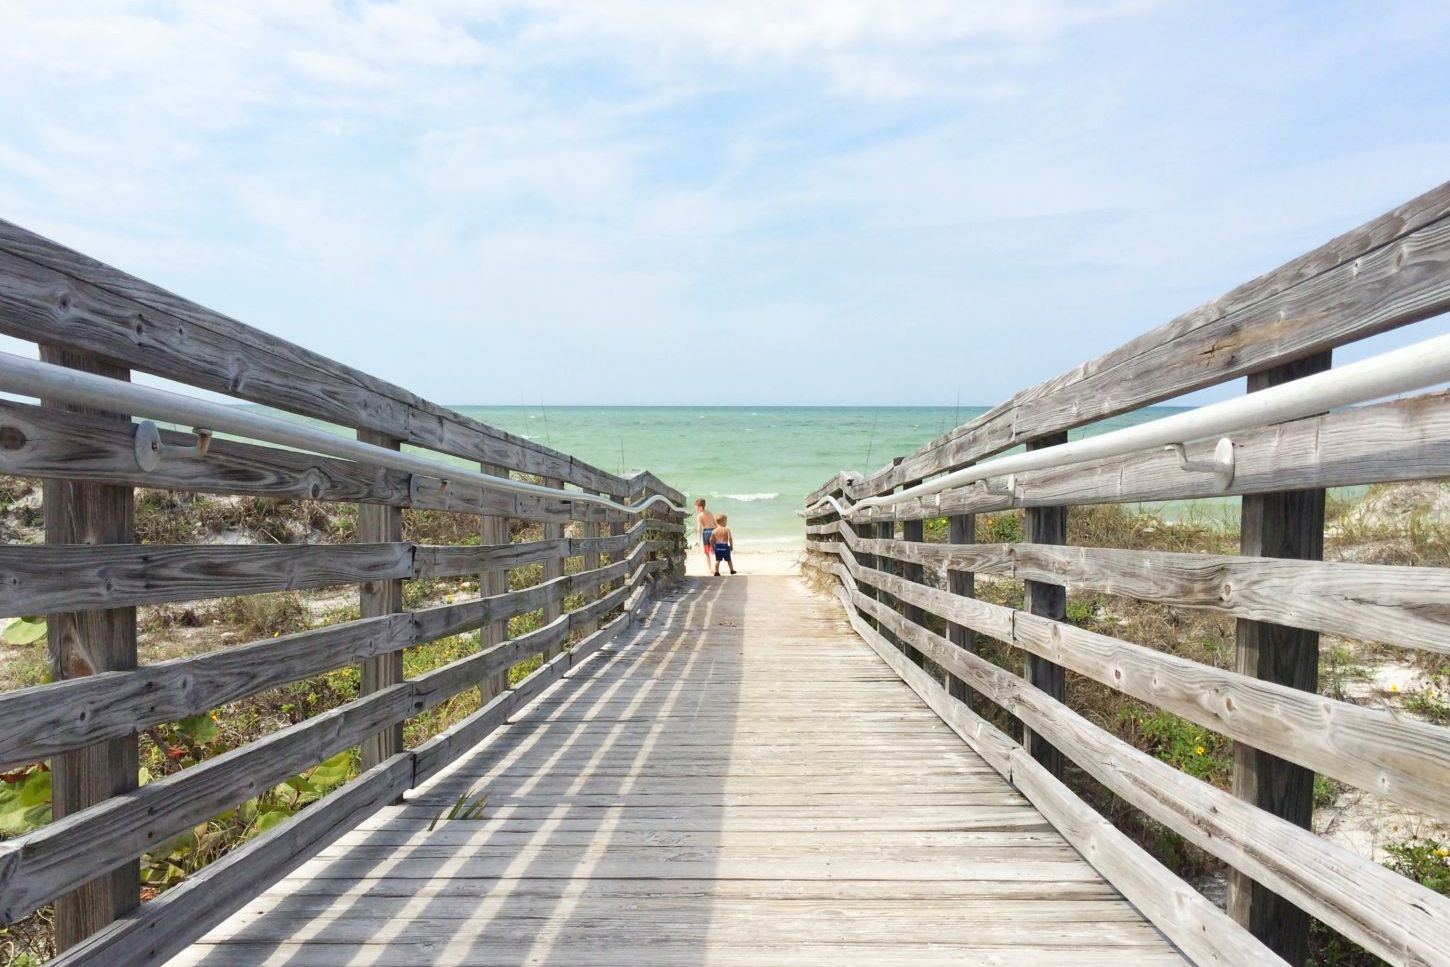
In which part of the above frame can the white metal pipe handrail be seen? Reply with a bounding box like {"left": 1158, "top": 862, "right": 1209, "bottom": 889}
{"left": 0, "top": 351, "right": 687, "bottom": 516}
{"left": 804, "top": 332, "right": 1450, "bottom": 520}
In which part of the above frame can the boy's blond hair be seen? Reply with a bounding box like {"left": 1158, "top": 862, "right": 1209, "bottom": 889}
{"left": 695, "top": 498, "right": 706, "bottom": 507}
{"left": 716, "top": 514, "right": 728, "bottom": 525}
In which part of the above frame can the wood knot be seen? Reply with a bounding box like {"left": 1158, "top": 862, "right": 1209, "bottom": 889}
{"left": 0, "top": 425, "right": 25, "bottom": 450}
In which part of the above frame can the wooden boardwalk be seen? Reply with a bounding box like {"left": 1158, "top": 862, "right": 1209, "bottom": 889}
{"left": 169, "top": 575, "right": 1184, "bottom": 966}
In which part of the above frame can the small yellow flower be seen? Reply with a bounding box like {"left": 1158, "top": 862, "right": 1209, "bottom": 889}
{"left": 1389, "top": 683, "right": 1401, "bottom": 694}
{"left": 1193, "top": 745, "right": 1206, "bottom": 756}
{"left": 1436, "top": 847, "right": 1449, "bottom": 858}
{"left": 445, "top": 595, "right": 455, "bottom": 604}
{"left": 272, "top": 632, "right": 280, "bottom": 638}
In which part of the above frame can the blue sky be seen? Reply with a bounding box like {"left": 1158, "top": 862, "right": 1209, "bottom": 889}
{"left": 1, "top": 1, "right": 1448, "bottom": 406}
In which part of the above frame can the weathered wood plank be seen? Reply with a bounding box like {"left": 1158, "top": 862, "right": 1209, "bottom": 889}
{"left": 842, "top": 183, "right": 1450, "bottom": 499}
{"left": 834, "top": 531, "right": 1450, "bottom": 656}
{"left": 39, "top": 347, "right": 138, "bottom": 950}
{"left": 1228, "top": 352, "right": 1330, "bottom": 965}
{"left": 821, "top": 562, "right": 1450, "bottom": 966}
{"left": 541, "top": 477, "right": 566, "bottom": 657}
{"left": 579, "top": 491, "right": 603, "bottom": 636}
{"left": 0, "top": 400, "right": 631, "bottom": 524}
{"left": 415, "top": 523, "right": 645, "bottom": 579}
{"left": 0, "top": 544, "right": 650, "bottom": 771}
{"left": 176, "top": 573, "right": 1181, "bottom": 967}
{"left": 899, "top": 481, "right": 927, "bottom": 668}
{"left": 0, "top": 543, "right": 413, "bottom": 617}
{"left": 171, "top": 941, "right": 1186, "bottom": 967}
{"left": 49, "top": 574, "right": 653, "bottom": 967}
{"left": 358, "top": 429, "right": 405, "bottom": 769}
{"left": 808, "top": 538, "right": 1450, "bottom": 821}
{"left": 409, "top": 581, "right": 648, "bottom": 785}
{"left": 477, "top": 461, "right": 513, "bottom": 704}
{"left": 837, "top": 388, "right": 1450, "bottom": 523}
{"left": 0, "top": 220, "right": 626, "bottom": 495}
{"left": 820, "top": 569, "right": 1277, "bottom": 967}
{"left": 0, "top": 524, "right": 655, "bottom": 618}
{"left": 50, "top": 753, "right": 415, "bottom": 967}
{"left": 946, "top": 512, "right": 978, "bottom": 708}
{"left": 0, "top": 564, "right": 656, "bottom": 924}
{"left": 623, "top": 469, "right": 686, "bottom": 507}
{"left": 1022, "top": 433, "right": 1066, "bottom": 777}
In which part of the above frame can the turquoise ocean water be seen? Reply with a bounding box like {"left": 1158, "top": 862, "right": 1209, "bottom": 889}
{"left": 442, "top": 406, "right": 1195, "bottom": 546}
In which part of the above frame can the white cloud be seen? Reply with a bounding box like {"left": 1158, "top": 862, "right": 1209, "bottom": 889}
{"left": 0, "top": 1, "right": 1446, "bottom": 404}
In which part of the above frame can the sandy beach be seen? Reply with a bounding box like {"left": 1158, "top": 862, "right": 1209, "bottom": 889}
{"left": 684, "top": 542, "right": 806, "bottom": 577}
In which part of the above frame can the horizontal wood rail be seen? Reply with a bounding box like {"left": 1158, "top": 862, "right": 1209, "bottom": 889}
{"left": 828, "top": 526, "right": 1450, "bottom": 656}
{"left": 0, "top": 351, "right": 688, "bottom": 518}
{"left": 809, "top": 333, "right": 1450, "bottom": 520}
{"left": 805, "top": 183, "right": 1450, "bottom": 966}
{"left": 811, "top": 533, "right": 1450, "bottom": 828}
{"left": 0, "top": 219, "right": 626, "bottom": 496}
{"left": 0, "top": 220, "right": 689, "bottom": 962}
{"left": 0, "top": 542, "right": 660, "bottom": 771}
{"left": 0, "top": 556, "right": 661, "bottom": 925}
{"left": 818, "top": 553, "right": 1450, "bottom": 965}
{"left": 813, "top": 388, "right": 1450, "bottom": 523}
{"left": 0, "top": 523, "right": 657, "bottom": 616}
{"left": 808, "top": 180, "right": 1450, "bottom": 506}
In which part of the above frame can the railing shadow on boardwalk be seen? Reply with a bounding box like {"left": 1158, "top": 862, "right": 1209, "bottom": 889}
{"left": 185, "top": 576, "right": 740, "bottom": 966}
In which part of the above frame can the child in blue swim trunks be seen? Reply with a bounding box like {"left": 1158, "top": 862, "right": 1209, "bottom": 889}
{"left": 711, "top": 515, "right": 737, "bottom": 576}
{"left": 695, "top": 498, "right": 717, "bottom": 571}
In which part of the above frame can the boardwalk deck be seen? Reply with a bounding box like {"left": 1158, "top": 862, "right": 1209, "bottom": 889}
{"left": 167, "top": 575, "right": 1186, "bottom": 966}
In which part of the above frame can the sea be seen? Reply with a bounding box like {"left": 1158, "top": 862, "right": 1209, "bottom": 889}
{"left": 444, "top": 406, "right": 1202, "bottom": 545}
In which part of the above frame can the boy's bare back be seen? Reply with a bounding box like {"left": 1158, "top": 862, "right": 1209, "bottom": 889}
{"left": 712, "top": 524, "right": 733, "bottom": 546}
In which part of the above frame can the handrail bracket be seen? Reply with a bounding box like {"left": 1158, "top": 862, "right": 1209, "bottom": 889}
{"left": 134, "top": 420, "right": 212, "bottom": 472}
{"left": 1164, "top": 437, "right": 1235, "bottom": 490}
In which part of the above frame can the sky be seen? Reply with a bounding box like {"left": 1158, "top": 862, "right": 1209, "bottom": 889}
{"left": 0, "top": 1, "right": 1448, "bottom": 406}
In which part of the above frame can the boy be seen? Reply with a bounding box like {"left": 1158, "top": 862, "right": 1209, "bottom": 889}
{"left": 711, "top": 514, "right": 737, "bottom": 576}
{"left": 695, "top": 498, "right": 717, "bottom": 571}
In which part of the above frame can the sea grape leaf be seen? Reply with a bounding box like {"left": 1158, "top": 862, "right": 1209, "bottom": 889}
{"left": 252, "top": 810, "right": 291, "bottom": 836}
{"left": 1, "top": 616, "right": 47, "bottom": 646}
{"left": 16, "top": 768, "right": 50, "bottom": 808}
{"left": 309, "top": 751, "right": 352, "bottom": 792}
{"left": 176, "top": 713, "right": 219, "bottom": 745}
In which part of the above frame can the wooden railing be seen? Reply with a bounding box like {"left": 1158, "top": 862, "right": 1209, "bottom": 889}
{"left": 805, "top": 181, "right": 1450, "bottom": 967}
{"left": 0, "top": 219, "right": 686, "bottom": 964}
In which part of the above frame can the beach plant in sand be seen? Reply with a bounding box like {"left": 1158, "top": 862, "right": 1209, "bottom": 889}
{"left": 429, "top": 789, "right": 490, "bottom": 831}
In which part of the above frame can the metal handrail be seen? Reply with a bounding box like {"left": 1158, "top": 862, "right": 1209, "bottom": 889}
{"left": 0, "top": 351, "right": 688, "bottom": 516}
{"left": 804, "top": 333, "right": 1450, "bottom": 519}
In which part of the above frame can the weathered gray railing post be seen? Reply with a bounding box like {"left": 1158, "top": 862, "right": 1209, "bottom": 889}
{"left": 359, "top": 430, "right": 404, "bottom": 768}
{"left": 40, "top": 347, "right": 139, "bottom": 951}
{"left": 1228, "top": 352, "right": 1331, "bottom": 965}
{"left": 899, "top": 479, "right": 927, "bottom": 667}
{"left": 946, "top": 506, "right": 977, "bottom": 708}
{"left": 1022, "top": 432, "right": 1067, "bottom": 777}
{"left": 579, "top": 491, "right": 601, "bottom": 636}
{"left": 480, "top": 462, "right": 511, "bottom": 700}
{"left": 672, "top": 498, "right": 687, "bottom": 583}
{"left": 543, "top": 477, "right": 565, "bottom": 657}
{"left": 850, "top": 512, "right": 879, "bottom": 632}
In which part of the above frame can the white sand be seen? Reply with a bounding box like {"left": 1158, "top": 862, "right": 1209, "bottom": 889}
{"left": 684, "top": 543, "right": 806, "bottom": 577}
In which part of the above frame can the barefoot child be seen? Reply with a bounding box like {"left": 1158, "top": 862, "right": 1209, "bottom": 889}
{"left": 695, "top": 499, "right": 717, "bottom": 571}
{"left": 711, "top": 515, "right": 737, "bottom": 576}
